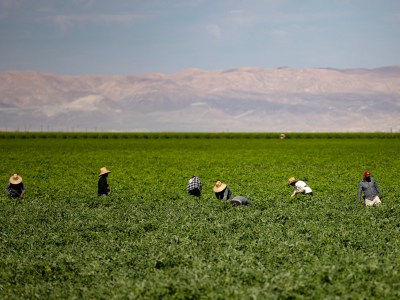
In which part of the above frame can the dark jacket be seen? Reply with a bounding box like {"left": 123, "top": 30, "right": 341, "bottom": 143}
{"left": 98, "top": 176, "right": 109, "bottom": 196}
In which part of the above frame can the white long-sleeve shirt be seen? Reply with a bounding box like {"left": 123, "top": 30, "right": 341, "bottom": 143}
{"left": 294, "top": 180, "right": 312, "bottom": 194}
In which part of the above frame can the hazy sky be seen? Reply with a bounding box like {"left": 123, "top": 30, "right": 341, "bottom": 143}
{"left": 0, "top": 0, "right": 399, "bottom": 75}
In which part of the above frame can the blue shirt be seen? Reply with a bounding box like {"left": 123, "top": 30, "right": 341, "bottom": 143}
{"left": 358, "top": 178, "right": 381, "bottom": 202}
{"left": 215, "top": 186, "right": 232, "bottom": 200}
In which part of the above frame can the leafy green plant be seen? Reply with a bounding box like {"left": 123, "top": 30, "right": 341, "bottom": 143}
{"left": 0, "top": 136, "right": 399, "bottom": 299}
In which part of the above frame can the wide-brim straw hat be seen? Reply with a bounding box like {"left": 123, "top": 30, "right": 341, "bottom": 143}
{"left": 288, "top": 177, "right": 297, "bottom": 185}
{"left": 213, "top": 181, "right": 227, "bottom": 193}
{"left": 9, "top": 174, "right": 22, "bottom": 184}
{"left": 99, "top": 167, "right": 111, "bottom": 176}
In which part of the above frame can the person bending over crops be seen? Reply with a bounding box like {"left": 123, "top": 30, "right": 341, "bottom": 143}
{"left": 5, "top": 174, "right": 27, "bottom": 199}
{"left": 213, "top": 181, "right": 232, "bottom": 201}
{"left": 229, "top": 196, "right": 252, "bottom": 206}
{"left": 187, "top": 176, "right": 202, "bottom": 197}
{"left": 358, "top": 171, "right": 381, "bottom": 206}
{"left": 98, "top": 167, "right": 111, "bottom": 196}
{"left": 288, "top": 177, "right": 313, "bottom": 198}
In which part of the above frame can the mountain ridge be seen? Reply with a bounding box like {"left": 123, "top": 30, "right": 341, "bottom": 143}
{"left": 1, "top": 67, "right": 399, "bottom": 132}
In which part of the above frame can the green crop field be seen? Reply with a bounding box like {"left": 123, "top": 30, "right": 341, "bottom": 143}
{"left": 1, "top": 133, "right": 400, "bottom": 299}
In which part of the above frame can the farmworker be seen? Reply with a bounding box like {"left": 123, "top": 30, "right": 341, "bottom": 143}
{"left": 288, "top": 177, "right": 313, "bottom": 198}
{"left": 187, "top": 176, "right": 202, "bottom": 196}
{"left": 5, "top": 174, "right": 27, "bottom": 199}
{"left": 358, "top": 170, "right": 381, "bottom": 206}
{"left": 98, "top": 167, "right": 111, "bottom": 196}
{"left": 213, "top": 181, "right": 232, "bottom": 201}
{"left": 230, "top": 196, "right": 252, "bottom": 206}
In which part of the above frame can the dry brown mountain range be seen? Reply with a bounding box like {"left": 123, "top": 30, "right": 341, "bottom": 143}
{"left": 0, "top": 66, "right": 399, "bottom": 132}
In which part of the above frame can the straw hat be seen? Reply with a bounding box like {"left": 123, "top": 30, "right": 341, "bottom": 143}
{"left": 288, "top": 177, "right": 297, "bottom": 185}
{"left": 99, "top": 167, "right": 111, "bottom": 176}
{"left": 213, "top": 181, "right": 227, "bottom": 193}
{"left": 9, "top": 174, "right": 22, "bottom": 184}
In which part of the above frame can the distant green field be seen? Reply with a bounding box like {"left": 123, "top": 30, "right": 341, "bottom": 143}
{"left": 1, "top": 135, "right": 399, "bottom": 299}
{"left": 0, "top": 131, "right": 399, "bottom": 139}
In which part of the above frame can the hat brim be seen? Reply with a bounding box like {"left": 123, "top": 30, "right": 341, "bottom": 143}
{"left": 9, "top": 177, "right": 22, "bottom": 184}
{"left": 213, "top": 183, "right": 227, "bottom": 193}
{"left": 99, "top": 171, "right": 111, "bottom": 176}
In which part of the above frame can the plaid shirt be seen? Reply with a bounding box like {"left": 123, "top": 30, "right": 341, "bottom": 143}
{"left": 187, "top": 176, "right": 202, "bottom": 192}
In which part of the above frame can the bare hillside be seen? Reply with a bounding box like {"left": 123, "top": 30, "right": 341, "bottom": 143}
{"left": 0, "top": 67, "right": 399, "bottom": 132}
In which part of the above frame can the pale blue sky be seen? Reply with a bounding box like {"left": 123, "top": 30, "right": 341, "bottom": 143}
{"left": 0, "top": 0, "right": 399, "bottom": 75}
